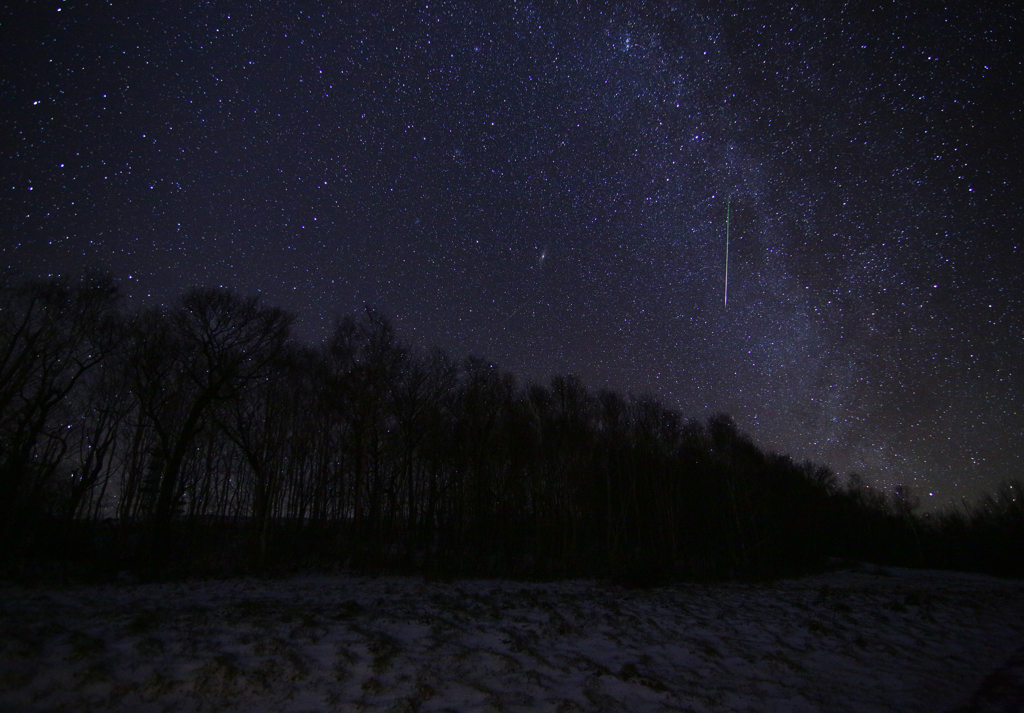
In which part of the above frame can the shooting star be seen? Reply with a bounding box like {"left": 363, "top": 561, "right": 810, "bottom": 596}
{"left": 724, "top": 197, "right": 730, "bottom": 308}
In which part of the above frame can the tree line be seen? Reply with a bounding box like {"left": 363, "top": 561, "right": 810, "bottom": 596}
{"left": 1, "top": 273, "right": 1020, "bottom": 581}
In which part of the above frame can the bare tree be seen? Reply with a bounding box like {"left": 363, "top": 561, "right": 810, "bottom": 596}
{"left": 324, "top": 308, "right": 405, "bottom": 557}
{"left": 127, "top": 288, "right": 293, "bottom": 564}
{"left": 216, "top": 343, "right": 301, "bottom": 567}
{"left": 0, "top": 274, "right": 122, "bottom": 547}
{"left": 391, "top": 347, "right": 457, "bottom": 561}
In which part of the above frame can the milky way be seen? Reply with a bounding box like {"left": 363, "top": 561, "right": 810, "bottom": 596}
{"left": 3, "top": 1, "right": 1022, "bottom": 505}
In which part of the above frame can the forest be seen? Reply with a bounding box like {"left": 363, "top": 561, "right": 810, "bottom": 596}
{"left": 1, "top": 273, "right": 1021, "bottom": 582}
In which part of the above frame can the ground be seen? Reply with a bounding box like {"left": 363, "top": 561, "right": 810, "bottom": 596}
{"left": 2, "top": 565, "right": 1022, "bottom": 712}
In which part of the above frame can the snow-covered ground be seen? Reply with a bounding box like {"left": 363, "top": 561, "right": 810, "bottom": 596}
{"left": 2, "top": 566, "right": 1022, "bottom": 712}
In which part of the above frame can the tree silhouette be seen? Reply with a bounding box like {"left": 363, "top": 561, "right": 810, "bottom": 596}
{"left": 3, "top": 277, "right": 1020, "bottom": 582}
{"left": 0, "top": 274, "right": 122, "bottom": 554}
{"left": 127, "top": 288, "right": 293, "bottom": 566}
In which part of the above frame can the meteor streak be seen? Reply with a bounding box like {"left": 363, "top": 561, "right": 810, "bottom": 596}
{"left": 724, "top": 198, "right": 730, "bottom": 308}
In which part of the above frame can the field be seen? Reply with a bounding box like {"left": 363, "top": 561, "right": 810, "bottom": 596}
{"left": 2, "top": 566, "right": 1022, "bottom": 712}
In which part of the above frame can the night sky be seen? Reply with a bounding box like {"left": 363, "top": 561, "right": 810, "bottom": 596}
{"left": 3, "top": 1, "right": 1022, "bottom": 506}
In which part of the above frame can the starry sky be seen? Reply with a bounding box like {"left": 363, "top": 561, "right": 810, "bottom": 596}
{"left": 3, "top": 1, "right": 1022, "bottom": 506}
